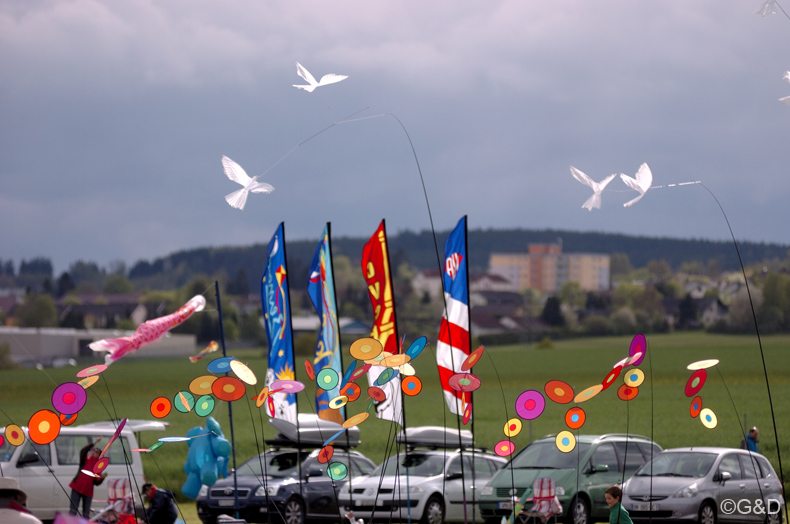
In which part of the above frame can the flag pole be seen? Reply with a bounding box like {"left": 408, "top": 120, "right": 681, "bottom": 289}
{"left": 326, "top": 222, "right": 352, "bottom": 511}
{"left": 327, "top": 222, "right": 346, "bottom": 423}
{"left": 279, "top": 222, "right": 303, "bottom": 502}
{"left": 464, "top": 217, "right": 477, "bottom": 524}
{"left": 215, "top": 281, "right": 239, "bottom": 519}
{"left": 381, "top": 219, "right": 408, "bottom": 449}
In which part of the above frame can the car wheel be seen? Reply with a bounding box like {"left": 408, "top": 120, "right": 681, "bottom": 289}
{"left": 699, "top": 501, "right": 717, "bottom": 524}
{"left": 284, "top": 497, "right": 305, "bottom": 524}
{"left": 421, "top": 495, "right": 445, "bottom": 524}
{"left": 565, "top": 496, "right": 589, "bottom": 524}
{"left": 765, "top": 506, "right": 781, "bottom": 524}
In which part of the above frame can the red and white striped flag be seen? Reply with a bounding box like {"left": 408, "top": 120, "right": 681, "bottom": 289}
{"left": 436, "top": 217, "right": 471, "bottom": 415}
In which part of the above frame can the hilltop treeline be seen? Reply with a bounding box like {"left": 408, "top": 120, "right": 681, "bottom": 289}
{"left": 3, "top": 228, "right": 788, "bottom": 294}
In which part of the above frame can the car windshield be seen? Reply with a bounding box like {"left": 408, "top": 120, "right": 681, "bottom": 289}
{"left": 511, "top": 441, "right": 592, "bottom": 469}
{"left": 236, "top": 451, "right": 304, "bottom": 478}
{"left": 372, "top": 453, "right": 447, "bottom": 477}
{"left": 636, "top": 452, "right": 717, "bottom": 478}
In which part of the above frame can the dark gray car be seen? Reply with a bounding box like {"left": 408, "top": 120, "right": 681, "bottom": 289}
{"left": 622, "top": 447, "right": 785, "bottom": 524}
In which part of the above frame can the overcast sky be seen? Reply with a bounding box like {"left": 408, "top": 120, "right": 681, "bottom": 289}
{"left": 1, "top": 1, "right": 789, "bottom": 275}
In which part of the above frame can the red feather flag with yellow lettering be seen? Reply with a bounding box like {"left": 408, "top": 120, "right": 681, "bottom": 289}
{"left": 361, "top": 219, "right": 403, "bottom": 423}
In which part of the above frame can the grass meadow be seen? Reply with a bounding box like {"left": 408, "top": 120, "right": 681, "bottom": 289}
{"left": 2, "top": 332, "right": 789, "bottom": 523}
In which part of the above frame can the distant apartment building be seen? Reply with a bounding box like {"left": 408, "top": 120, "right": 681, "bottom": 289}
{"left": 489, "top": 243, "right": 610, "bottom": 293}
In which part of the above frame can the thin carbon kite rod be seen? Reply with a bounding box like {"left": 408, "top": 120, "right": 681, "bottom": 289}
{"left": 697, "top": 182, "right": 785, "bottom": 507}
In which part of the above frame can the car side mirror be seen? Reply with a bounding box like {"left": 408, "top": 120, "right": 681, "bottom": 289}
{"left": 445, "top": 472, "right": 464, "bottom": 481}
{"left": 17, "top": 453, "right": 39, "bottom": 467}
{"left": 717, "top": 471, "right": 732, "bottom": 483}
{"left": 592, "top": 464, "right": 609, "bottom": 474}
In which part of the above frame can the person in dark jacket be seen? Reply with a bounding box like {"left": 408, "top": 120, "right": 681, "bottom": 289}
{"left": 141, "top": 483, "right": 178, "bottom": 524}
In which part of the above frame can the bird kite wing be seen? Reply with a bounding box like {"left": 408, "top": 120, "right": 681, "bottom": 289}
{"left": 249, "top": 181, "right": 275, "bottom": 194}
{"left": 633, "top": 163, "right": 653, "bottom": 192}
{"left": 317, "top": 73, "right": 349, "bottom": 87}
{"left": 570, "top": 166, "right": 595, "bottom": 189}
{"left": 295, "top": 62, "right": 318, "bottom": 86}
{"left": 572, "top": 167, "right": 615, "bottom": 211}
{"left": 222, "top": 156, "right": 252, "bottom": 187}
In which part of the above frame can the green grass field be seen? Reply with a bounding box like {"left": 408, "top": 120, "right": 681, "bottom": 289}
{"left": 2, "top": 332, "right": 789, "bottom": 523}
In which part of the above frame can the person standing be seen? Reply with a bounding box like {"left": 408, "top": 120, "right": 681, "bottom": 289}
{"left": 0, "top": 477, "right": 44, "bottom": 524}
{"left": 740, "top": 427, "right": 759, "bottom": 452}
{"left": 141, "top": 483, "right": 178, "bottom": 524}
{"left": 605, "top": 486, "right": 634, "bottom": 524}
{"left": 69, "top": 437, "right": 107, "bottom": 517}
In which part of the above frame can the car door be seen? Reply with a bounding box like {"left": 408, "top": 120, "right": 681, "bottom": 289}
{"left": 303, "top": 455, "right": 348, "bottom": 518}
{"left": 717, "top": 453, "right": 749, "bottom": 523}
{"left": 738, "top": 454, "right": 763, "bottom": 521}
{"left": 754, "top": 455, "right": 783, "bottom": 516}
{"left": 444, "top": 455, "right": 476, "bottom": 522}
{"left": 15, "top": 440, "right": 57, "bottom": 515}
{"left": 584, "top": 442, "right": 621, "bottom": 518}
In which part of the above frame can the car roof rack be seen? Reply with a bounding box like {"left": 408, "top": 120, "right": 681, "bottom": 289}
{"left": 597, "top": 433, "right": 653, "bottom": 441}
{"left": 397, "top": 426, "right": 474, "bottom": 449}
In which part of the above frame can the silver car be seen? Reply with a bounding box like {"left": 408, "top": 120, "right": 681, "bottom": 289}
{"left": 622, "top": 447, "right": 785, "bottom": 524}
{"left": 338, "top": 448, "right": 507, "bottom": 523}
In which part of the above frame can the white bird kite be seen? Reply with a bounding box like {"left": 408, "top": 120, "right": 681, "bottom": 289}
{"left": 780, "top": 71, "right": 790, "bottom": 106}
{"left": 620, "top": 163, "right": 653, "bottom": 207}
{"left": 756, "top": 0, "right": 778, "bottom": 16}
{"left": 570, "top": 166, "right": 616, "bottom": 211}
{"left": 293, "top": 62, "right": 348, "bottom": 92}
{"left": 222, "top": 156, "right": 274, "bottom": 210}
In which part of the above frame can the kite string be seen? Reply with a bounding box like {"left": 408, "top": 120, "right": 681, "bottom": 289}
{"left": 148, "top": 454, "right": 188, "bottom": 524}
{"left": 258, "top": 106, "right": 373, "bottom": 179}
{"left": 391, "top": 108, "right": 472, "bottom": 523}
{"left": 482, "top": 349, "right": 519, "bottom": 522}
{"left": 712, "top": 366, "right": 770, "bottom": 514}
{"left": 0, "top": 407, "right": 76, "bottom": 516}
{"left": 697, "top": 182, "right": 785, "bottom": 501}
{"left": 243, "top": 391, "right": 282, "bottom": 524}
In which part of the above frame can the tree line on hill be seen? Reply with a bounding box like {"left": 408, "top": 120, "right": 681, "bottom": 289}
{"left": 2, "top": 228, "right": 790, "bottom": 346}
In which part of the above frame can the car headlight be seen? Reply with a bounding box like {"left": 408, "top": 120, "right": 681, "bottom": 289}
{"left": 404, "top": 485, "right": 424, "bottom": 494}
{"left": 555, "top": 487, "right": 565, "bottom": 496}
{"left": 255, "top": 486, "right": 280, "bottom": 497}
{"left": 198, "top": 485, "right": 208, "bottom": 498}
{"left": 481, "top": 487, "right": 494, "bottom": 496}
{"left": 672, "top": 483, "right": 698, "bottom": 498}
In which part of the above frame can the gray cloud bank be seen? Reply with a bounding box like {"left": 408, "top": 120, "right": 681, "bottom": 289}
{"left": 1, "top": 1, "right": 788, "bottom": 274}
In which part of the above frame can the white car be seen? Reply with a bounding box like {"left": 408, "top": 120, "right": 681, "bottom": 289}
{"left": 0, "top": 420, "right": 166, "bottom": 520}
{"left": 338, "top": 427, "right": 506, "bottom": 524}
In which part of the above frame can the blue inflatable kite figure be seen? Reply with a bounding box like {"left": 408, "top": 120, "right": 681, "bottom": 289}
{"left": 182, "top": 416, "right": 232, "bottom": 499}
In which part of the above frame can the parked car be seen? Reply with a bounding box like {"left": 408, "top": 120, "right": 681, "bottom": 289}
{"left": 196, "top": 415, "right": 374, "bottom": 524}
{"left": 621, "top": 447, "right": 785, "bottom": 524}
{"left": 0, "top": 419, "right": 164, "bottom": 521}
{"left": 478, "top": 433, "right": 662, "bottom": 524}
{"left": 338, "top": 426, "right": 508, "bottom": 524}
{"left": 196, "top": 446, "right": 376, "bottom": 524}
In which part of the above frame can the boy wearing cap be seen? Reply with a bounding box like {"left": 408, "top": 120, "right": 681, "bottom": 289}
{"left": 0, "top": 477, "right": 44, "bottom": 524}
